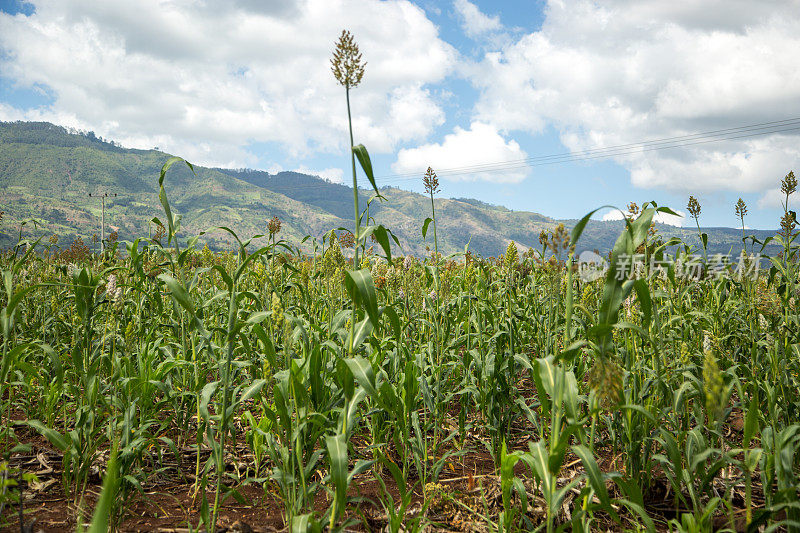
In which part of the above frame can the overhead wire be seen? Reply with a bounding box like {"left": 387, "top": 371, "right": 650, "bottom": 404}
{"left": 376, "top": 117, "right": 800, "bottom": 179}
{"left": 218, "top": 117, "right": 800, "bottom": 194}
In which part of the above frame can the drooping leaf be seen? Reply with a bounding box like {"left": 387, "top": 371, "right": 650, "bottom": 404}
{"left": 422, "top": 217, "right": 433, "bottom": 240}
{"left": 352, "top": 144, "right": 383, "bottom": 199}
{"left": 344, "top": 357, "right": 379, "bottom": 402}
{"left": 344, "top": 269, "right": 379, "bottom": 329}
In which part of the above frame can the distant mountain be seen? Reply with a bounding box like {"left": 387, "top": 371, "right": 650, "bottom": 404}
{"left": 0, "top": 121, "right": 779, "bottom": 257}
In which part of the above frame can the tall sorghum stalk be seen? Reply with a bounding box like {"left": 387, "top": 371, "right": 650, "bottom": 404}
{"left": 423, "top": 167, "right": 440, "bottom": 261}
{"left": 779, "top": 171, "right": 797, "bottom": 258}
{"left": 687, "top": 195, "right": 706, "bottom": 261}
{"left": 778, "top": 171, "right": 798, "bottom": 362}
{"left": 332, "top": 29, "right": 366, "bottom": 355}
{"left": 331, "top": 29, "right": 366, "bottom": 268}
{"left": 735, "top": 197, "right": 748, "bottom": 250}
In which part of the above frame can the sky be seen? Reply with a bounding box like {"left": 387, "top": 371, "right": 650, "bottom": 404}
{"left": 1, "top": 0, "right": 800, "bottom": 230}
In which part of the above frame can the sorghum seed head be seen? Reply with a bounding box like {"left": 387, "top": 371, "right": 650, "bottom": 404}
{"left": 340, "top": 231, "right": 355, "bottom": 249}
{"left": 423, "top": 167, "right": 440, "bottom": 196}
{"left": 703, "top": 349, "right": 725, "bottom": 423}
{"left": 331, "top": 30, "right": 366, "bottom": 89}
{"left": 268, "top": 216, "right": 282, "bottom": 236}
{"left": 505, "top": 241, "right": 518, "bottom": 269}
{"left": 735, "top": 198, "right": 747, "bottom": 219}
{"left": 781, "top": 170, "right": 797, "bottom": 197}
{"left": 271, "top": 292, "right": 284, "bottom": 329}
{"left": 687, "top": 195, "right": 701, "bottom": 220}
{"left": 587, "top": 359, "right": 624, "bottom": 407}
{"left": 539, "top": 230, "right": 548, "bottom": 247}
{"left": 779, "top": 212, "right": 796, "bottom": 237}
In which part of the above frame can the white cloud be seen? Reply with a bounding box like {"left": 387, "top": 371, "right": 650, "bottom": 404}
{"left": 467, "top": 0, "right": 800, "bottom": 194}
{"left": 392, "top": 121, "right": 528, "bottom": 183}
{"left": 758, "top": 189, "right": 788, "bottom": 209}
{"left": 453, "top": 0, "right": 501, "bottom": 39}
{"left": 265, "top": 163, "right": 283, "bottom": 175}
{"left": 0, "top": 0, "right": 456, "bottom": 167}
{"left": 601, "top": 208, "right": 685, "bottom": 227}
{"left": 601, "top": 210, "right": 625, "bottom": 222}
{"left": 267, "top": 163, "right": 345, "bottom": 184}
{"left": 655, "top": 209, "right": 685, "bottom": 227}
{"left": 294, "top": 166, "right": 345, "bottom": 184}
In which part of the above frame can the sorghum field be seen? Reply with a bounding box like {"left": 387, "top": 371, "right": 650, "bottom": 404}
{"left": 0, "top": 158, "right": 798, "bottom": 532}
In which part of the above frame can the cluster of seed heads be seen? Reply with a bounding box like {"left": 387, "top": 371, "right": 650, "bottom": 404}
{"left": 781, "top": 170, "right": 797, "bottom": 197}
{"left": 106, "top": 274, "right": 123, "bottom": 310}
{"left": 779, "top": 212, "right": 796, "bottom": 238}
{"left": 339, "top": 231, "right": 355, "bottom": 249}
{"left": 268, "top": 216, "right": 282, "bottom": 236}
{"left": 547, "top": 223, "right": 571, "bottom": 257}
{"left": 153, "top": 224, "right": 166, "bottom": 244}
{"left": 679, "top": 342, "right": 691, "bottom": 366}
{"left": 423, "top": 167, "right": 440, "bottom": 196}
{"left": 330, "top": 30, "right": 365, "bottom": 89}
{"left": 735, "top": 198, "right": 747, "bottom": 220}
{"left": 587, "top": 359, "right": 624, "bottom": 407}
{"left": 271, "top": 292, "right": 284, "bottom": 330}
{"left": 778, "top": 171, "right": 798, "bottom": 238}
{"left": 422, "top": 290, "right": 437, "bottom": 311}
{"left": 504, "top": 241, "right": 518, "bottom": 270}
{"left": 370, "top": 259, "right": 385, "bottom": 280}
{"left": 323, "top": 237, "right": 345, "bottom": 274}
{"left": 687, "top": 196, "right": 701, "bottom": 220}
{"left": 627, "top": 201, "right": 640, "bottom": 220}
{"left": 702, "top": 338, "right": 725, "bottom": 424}
{"left": 538, "top": 230, "right": 548, "bottom": 249}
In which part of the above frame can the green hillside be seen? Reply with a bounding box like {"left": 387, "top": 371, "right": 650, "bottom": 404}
{"left": 0, "top": 121, "right": 778, "bottom": 257}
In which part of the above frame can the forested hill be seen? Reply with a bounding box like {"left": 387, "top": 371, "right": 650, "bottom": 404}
{"left": 0, "top": 121, "right": 778, "bottom": 256}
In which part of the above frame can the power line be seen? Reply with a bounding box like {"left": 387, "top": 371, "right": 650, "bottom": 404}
{"left": 238, "top": 117, "right": 800, "bottom": 194}
{"left": 377, "top": 117, "right": 800, "bottom": 179}
{"left": 401, "top": 124, "right": 800, "bottom": 180}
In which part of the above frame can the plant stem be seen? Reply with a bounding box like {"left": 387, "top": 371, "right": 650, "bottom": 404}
{"left": 346, "top": 87, "right": 359, "bottom": 268}
{"left": 212, "top": 283, "right": 238, "bottom": 527}
{"left": 430, "top": 191, "right": 439, "bottom": 261}
{"left": 346, "top": 85, "right": 359, "bottom": 356}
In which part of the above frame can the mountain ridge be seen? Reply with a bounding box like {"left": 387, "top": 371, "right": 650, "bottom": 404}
{"left": 0, "top": 120, "right": 778, "bottom": 256}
